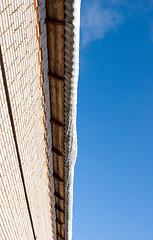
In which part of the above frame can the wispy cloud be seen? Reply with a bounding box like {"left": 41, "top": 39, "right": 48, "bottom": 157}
{"left": 81, "top": 1, "right": 124, "bottom": 46}
{"left": 80, "top": 0, "right": 153, "bottom": 46}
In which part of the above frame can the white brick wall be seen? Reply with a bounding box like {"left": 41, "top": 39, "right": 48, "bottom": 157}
{"left": 0, "top": 1, "right": 55, "bottom": 239}
{"left": 0, "top": 69, "right": 34, "bottom": 240}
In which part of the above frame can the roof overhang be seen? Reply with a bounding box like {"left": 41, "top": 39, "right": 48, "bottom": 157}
{"left": 45, "top": 1, "right": 81, "bottom": 239}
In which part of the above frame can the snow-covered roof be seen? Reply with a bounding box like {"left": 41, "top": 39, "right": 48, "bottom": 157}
{"left": 64, "top": 1, "right": 81, "bottom": 240}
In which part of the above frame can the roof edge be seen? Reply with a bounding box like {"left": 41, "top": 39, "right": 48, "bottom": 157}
{"left": 64, "top": 1, "right": 81, "bottom": 240}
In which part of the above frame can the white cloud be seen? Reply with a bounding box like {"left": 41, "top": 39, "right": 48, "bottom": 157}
{"left": 81, "top": 1, "right": 124, "bottom": 46}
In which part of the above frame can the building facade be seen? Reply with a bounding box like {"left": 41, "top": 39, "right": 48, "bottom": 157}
{"left": 0, "top": 0, "right": 80, "bottom": 239}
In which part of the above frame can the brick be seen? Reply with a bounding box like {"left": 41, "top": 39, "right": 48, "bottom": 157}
{"left": 1, "top": 1, "right": 56, "bottom": 238}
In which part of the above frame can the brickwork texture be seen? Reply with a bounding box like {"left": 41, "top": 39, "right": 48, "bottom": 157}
{"left": 0, "top": 1, "right": 56, "bottom": 239}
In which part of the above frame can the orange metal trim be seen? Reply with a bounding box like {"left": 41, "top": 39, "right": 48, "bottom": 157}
{"left": 34, "top": 0, "right": 37, "bottom": 10}
{"left": 36, "top": 25, "right": 39, "bottom": 39}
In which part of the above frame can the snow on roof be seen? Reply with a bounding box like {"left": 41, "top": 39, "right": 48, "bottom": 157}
{"left": 64, "top": 1, "right": 81, "bottom": 239}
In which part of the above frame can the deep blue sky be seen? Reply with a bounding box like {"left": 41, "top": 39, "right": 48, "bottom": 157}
{"left": 73, "top": 1, "right": 153, "bottom": 240}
